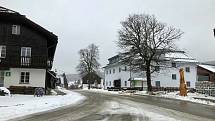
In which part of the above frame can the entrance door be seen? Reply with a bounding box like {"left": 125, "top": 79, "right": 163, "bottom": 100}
{"left": 0, "top": 71, "right": 4, "bottom": 87}
{"left": 114, "top": 79, "right": 121, "bottom": 88}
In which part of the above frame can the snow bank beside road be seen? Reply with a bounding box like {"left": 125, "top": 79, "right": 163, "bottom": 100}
{"left": 159, "top": 91, "right": 215, "bottom": 106}
{"left": 0, "top": 89, "right": 85, "bottom": 121}
{"left": 86, "top": 89, "right": 215, "bottom": 106}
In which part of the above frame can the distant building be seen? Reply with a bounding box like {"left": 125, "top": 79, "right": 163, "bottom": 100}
{"left": 104, "top": 51, "right": 198, "bottom": 90}
{"left": 81, "top": 72, "right": 104, "bottom": 89}
{"left": 65, "top": 74, "right": 82, "bottom": 88}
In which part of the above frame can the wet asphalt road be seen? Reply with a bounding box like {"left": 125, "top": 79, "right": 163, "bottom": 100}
{"left": 11, "top": 90, "right": 215, "bottom": 121}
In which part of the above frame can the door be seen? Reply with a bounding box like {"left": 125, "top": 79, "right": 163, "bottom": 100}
{"left": 114, "top": 79, "right": 121, "bottom": 88}
{"left": 0, "top": 71, "right": 4, "bottom": 87}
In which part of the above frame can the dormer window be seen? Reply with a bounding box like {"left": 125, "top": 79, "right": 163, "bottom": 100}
{"left": 12, "top": 25, "right": 20, "bottom": 35}
{"left": 0, "top": 45, "right": 6, "bottom": 58}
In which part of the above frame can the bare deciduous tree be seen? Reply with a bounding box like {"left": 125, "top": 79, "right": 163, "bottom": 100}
{"left": 76, "top": 44, "right": 100, "bottom": 89}
{"left": 117, "top": 14, "right": 183, "bottom": 92}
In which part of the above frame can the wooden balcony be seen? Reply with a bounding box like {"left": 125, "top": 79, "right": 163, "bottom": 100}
{"left": 0, "top": 56, "right": 53, "bottom": 69}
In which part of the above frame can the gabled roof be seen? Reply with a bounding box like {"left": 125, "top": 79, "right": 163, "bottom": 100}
{"left": 0, "top": 6, "right": 58, "bottom": 60}
{"left": 106, "top": 50, "right": 198, "bottom": 67}
{"left": 0, "top": 6, "right": 19, "bottom": 14}
{"left": 0, "top": 6, "right": 58, "bottom": 43}
{"left": 198, "top": 64, "right": 215, "bottom": 73}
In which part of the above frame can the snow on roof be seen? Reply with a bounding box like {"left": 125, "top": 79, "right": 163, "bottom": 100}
{"left": 198, "top": 64, "right": 215, "bottom": 73}
{"left": 165, "top": 52, "right": 198, "bottom": 63}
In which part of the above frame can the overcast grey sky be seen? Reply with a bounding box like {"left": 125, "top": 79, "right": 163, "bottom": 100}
{"left": 1, "top": 0, "right": 215, "bottom": 73}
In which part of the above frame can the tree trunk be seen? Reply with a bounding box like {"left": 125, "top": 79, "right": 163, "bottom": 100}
{"left": 146, "top": 64, "right": 152, "bottom": 92}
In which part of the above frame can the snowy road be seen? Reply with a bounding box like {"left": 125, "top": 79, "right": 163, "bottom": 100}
{"left": 13, "top": 90, "right": 215, "bottom": 121}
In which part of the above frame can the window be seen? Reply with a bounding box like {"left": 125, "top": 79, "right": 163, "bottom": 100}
{"left": 172, "top": 62, "right": 176, "bottom": 67}
{"left": 21, "top": 47, "right": 31, "bottom": 66}
{"left": 198, "top": 75, "right": 209, "bottom": 81}
{"left": 109, "top": 70, "right": 111, "bottom": 74}
{"left": 106, "top": 70, "right": 108, "bottom": 75}
{"left": 155, "top": 66, "right": 160, "bottom": 72}
{"left": 124, "top": 66, "right": 127, "bottom": 71}
{"left": 119, "top": 67, "right": 121, "bottom": 72}
{"left": 5, "top": 72, "right": 11, "bottom": 77}
{"left": 109, "top": 81, "right": 111, "bottom": 86}
{"left": 125, "top": 81, "right": 127, "bottom": 86}
{"left": 21, "top": 47, "right": 31, "bottom": 57}
{"left": 155, "top": 81, "right": 160, "bottom": 87}
{"left": 185, "top": 67, "right": 190, "bottom": 72}
{"left": 20, "top": 72, "right": 30, "bottom": 84}
{"left": 186, "top": 81, "right": 190, "bottom": 87}
{"left": 12, "top": 25, "right": 20, "bottom": 35}
{"left": 0, "top": 45, "right": 6, "bottom": 58}
{"left": 106, "top": 81, "right": 108, "bottom": 86}
{"left": 113, "top": 69, "right": 115, "bottom": 74}
{"left": 172, "top": 74, "right": 177, "bottom": 80}
{"left": 0, "top": 71, "right": 4, "bottom": 87}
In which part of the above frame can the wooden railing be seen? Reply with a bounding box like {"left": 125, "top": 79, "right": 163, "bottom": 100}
{"left": 0, "top": 56, "right": 53, "bottom": 69}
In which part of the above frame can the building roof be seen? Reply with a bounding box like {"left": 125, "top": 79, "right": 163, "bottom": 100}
{"left": 164, "top": 52, "right": 198, "bottom": 63}
{"left": 106, "top": 51, "right": 198, "bottom": 67}
{"left": 0, "top": 6, "right": 58, "bottom": 42}
{"left": 198, "top": 64, "right": 215, "bottom": 73}
{"left": 0, "top": 6, "right": 58, "bottom": 60}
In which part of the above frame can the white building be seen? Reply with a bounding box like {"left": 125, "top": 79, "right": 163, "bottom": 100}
{"left": 104, "top": 51, "right": 198, "bottom": 90}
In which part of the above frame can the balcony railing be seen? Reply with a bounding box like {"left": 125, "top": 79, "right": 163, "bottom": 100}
{"left": 0, "top": 56, "right": 53, "bottom": 69}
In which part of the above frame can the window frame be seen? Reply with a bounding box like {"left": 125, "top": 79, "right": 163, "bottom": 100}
{"left": 21, "top": 47, "right": 31, "bottom": 57}
{"left": 172, "top": 74, "right": 177, "bottom": 80}
{"left": 12, "top": 25, "right": 20, "bottom": 35}
{"left": 172, "top": 62, "right": 176, "bottom": 68}
{"left": 155, "top": 81, "right": 160, "bottom": 87}
{"left": 185, "top": 67, "right": 190, "bottom": 72}
{"left": 113, "top": 68, "right": 115, "bottom": 74}
{"left": 186, "top": 81, "right": 191, "bottom": 87}
{"left": 0, "top": 45, "right": 6, "bottom": 58}
{"left": 119, "top": 67, "right": 121, "bottom": 72}
{"left": 20, "top": 72, "right": 30, "bottom": 84}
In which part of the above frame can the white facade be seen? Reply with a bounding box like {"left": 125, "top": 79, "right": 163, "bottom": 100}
{"left": 151, "top": 62, "right": 197, "bottom": 88}
{"left": 3, "top": 68, "right": 46, "bottom": 88}
{"left": 104, "top": 52, "right": 198, "bottom": 89}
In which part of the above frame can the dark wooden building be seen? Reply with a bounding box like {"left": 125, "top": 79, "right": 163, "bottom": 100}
{"left": 197, "top": 64, "right": 215, "bottom": 82}
{"left": 82, "top": 72, "right": 102, "bottom": 88}
{"left": 0, "top": 6, "right": 58, "bottom": 93}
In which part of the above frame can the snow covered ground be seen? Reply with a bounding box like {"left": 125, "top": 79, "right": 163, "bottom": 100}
{"left": 158, "top": 91, "right": 215, "bottom": 106}
{"left": 101, "top": 101, "right": 178, "bottom": 121}
{"left": 0, "top": 89, "right": 86, "bottom": 121}
{"left": 86, "top": 89, "right": 215, "bottom": 106}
